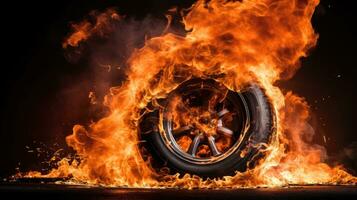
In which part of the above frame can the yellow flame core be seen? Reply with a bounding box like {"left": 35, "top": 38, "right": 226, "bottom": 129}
{"left": 28, "top": 0, "right": 357, "bottom": 188}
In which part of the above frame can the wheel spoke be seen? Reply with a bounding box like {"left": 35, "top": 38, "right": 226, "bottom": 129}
{"left": 217, "top": 108, "right": 230, "bottom": 118}
{"left": 172, "top": 125, "right": 192, "bottom": 135}
{"left": 217, "top": 126, "right": 234, "bottom": 137}
{"left": 217, "top": 119, "right": 223, "bottom": 127}
{"left": 208, "top": 136, "right": 220, "bottom": 156}
{"left": 187, "top": 135, "right": 201, "bottom": 156}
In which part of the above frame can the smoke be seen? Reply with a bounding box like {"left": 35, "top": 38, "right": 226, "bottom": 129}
{"left": 23, "top": 1, "right": 357, "bottom": 186}
{"left": 329, "top": 142, "right": 357, "bottom": 175}
{"left": 63, "top": 9, "right": 181, "bottom": 101}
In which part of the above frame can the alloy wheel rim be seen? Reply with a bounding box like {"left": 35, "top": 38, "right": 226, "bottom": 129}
{"left": 161, "top": 79, "right": 251, "bottom": 164}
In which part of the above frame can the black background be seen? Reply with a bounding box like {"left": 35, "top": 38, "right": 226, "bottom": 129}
{"left": 0, "top": 0, "right": 356, "bottom": 179}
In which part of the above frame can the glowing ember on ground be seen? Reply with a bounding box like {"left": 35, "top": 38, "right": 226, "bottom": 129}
{"left": 24, "top": 0, "right": 357, "bottom": 188}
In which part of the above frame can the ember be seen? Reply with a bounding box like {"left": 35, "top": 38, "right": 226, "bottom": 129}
{"left": 25, "top": 0, "right": 357, "bottom": 188}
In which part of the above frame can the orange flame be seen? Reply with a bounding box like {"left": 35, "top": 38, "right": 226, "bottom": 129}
{"left": 63, "top": 8, "right": 121, "bottom": 48}
{"left": 27, "top": 0, "right": 357, "bottom": 188}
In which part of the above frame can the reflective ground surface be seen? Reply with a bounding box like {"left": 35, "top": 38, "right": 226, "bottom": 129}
{"left": 1, "top": 181, "right": 356, "bottom": 200}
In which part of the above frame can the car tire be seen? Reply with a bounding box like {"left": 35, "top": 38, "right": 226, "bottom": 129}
{"left": 140, "top": 78, "right": 276, "bottom": 177}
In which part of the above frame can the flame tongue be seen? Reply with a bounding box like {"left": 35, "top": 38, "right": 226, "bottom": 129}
{"left": 29, "top": 0, "right": 357, "bottom": 187}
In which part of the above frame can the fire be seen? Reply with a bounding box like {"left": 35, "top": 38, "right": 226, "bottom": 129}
{"left": 26, "top": 0, "right": 357, "bottom": 188}
{"left": 165, "top": 93, "right": 235, "bottom": 157}
{"left": 62, "top": 8, "right": 120, "bottom": 48}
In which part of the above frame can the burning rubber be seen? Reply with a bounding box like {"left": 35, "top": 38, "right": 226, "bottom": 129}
{"left": 22, "top": 0, "right": 357, "bottom": 188}
{"left": 140, "top": 78, "right": 276, "bottom": 177}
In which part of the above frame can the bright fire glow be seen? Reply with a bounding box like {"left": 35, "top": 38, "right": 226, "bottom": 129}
{"left": 25, "top": 0, "right": 357, "bottom": 188}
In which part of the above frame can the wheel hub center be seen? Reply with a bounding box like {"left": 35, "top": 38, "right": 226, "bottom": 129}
{"left": 193, "top": 113, "right": 218, "bottom": 137}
